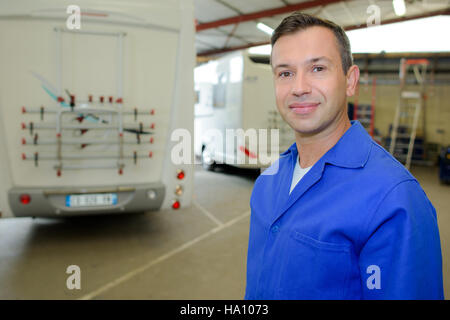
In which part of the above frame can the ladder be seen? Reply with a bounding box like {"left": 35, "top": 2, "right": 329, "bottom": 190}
{"left": 389, "top": 58, "right": 429, "bottom": 170}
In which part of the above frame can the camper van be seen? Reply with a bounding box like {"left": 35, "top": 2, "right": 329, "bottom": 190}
{"left": 0, "top": 0, "right": 195, "bottom": 218}
{"left": 194, "top": 50, "right": 295, "bottom": 170}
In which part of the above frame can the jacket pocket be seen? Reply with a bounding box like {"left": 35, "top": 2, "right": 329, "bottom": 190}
{"left": 277, "top": 230, "right": 352, "bottom": 299}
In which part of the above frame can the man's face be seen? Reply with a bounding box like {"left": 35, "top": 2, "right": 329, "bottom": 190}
{"left": 271, "top": 26, "right": 357, "bottom": 136}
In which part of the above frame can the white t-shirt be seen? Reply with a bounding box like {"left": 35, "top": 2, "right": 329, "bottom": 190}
{"left": 289, "top": 155, "right": 312, "bottom": 194}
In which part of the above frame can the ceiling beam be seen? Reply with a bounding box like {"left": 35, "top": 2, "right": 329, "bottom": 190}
{"left": 197, "top": 8, "right": 450, "bottom": 57}
{"left": 197, "top": 41, "right": 271, "bottom": 56}
{"left": 196, "top": 0, "right": 346, "bottom": 32}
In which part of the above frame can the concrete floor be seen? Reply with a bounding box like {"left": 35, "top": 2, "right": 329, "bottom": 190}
{"left": 0, "top": 164, "right": 448, "bottom": 299}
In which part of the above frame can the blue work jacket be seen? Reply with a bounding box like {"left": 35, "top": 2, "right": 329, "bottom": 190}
{"left": 245, "top": 121, "right": 444, "bottom": 300}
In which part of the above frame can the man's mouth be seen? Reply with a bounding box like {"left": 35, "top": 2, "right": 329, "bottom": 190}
{"left": 288, "top": 102, "right": 320, "bottom": 115}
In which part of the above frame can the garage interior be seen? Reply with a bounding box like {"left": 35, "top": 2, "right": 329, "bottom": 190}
{"left": 0, "top": 0, "right": 449, "bottom": 300}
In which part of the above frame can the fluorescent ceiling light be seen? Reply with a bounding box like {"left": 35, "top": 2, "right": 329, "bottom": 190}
{"left": 257, "top": 22, "right": 274, "bottom": 35}
{"left": 248, "top": 16, "right": 450, "bottom": 56}
{"left": 393, "top": 0, "right": 406, "bottom": 16}
{"left": 347, "top": 15, "right": 450, "bottom": 53}
{"left": 248, "top": 44, "right": 271, "bottom": 55}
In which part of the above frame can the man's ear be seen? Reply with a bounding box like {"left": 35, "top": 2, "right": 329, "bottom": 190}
{"left": 346, "top": 65, "right": 360, "bottom": 97}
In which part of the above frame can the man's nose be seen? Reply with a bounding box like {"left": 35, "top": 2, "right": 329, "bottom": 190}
{"left": 290, "top": 73, "right": 311, "bottom": 97}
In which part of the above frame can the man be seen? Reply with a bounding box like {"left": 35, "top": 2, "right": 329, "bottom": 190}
{"left": 245, "top": 12, "right": 443, "bottom": 300}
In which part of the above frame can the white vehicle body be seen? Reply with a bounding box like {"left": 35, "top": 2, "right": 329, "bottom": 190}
{"left": 0, "top": 0, "right": 195, "bottom": 218}
{"left": 194, "top": 50, "right": 294, "bottom": 169}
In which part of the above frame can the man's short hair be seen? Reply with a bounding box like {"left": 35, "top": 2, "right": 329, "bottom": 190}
{"left": 271, "top": 12, "right": 353, "bottom": 74}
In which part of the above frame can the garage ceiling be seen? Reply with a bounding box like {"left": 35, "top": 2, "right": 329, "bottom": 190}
{"left": 194, "top": 0, "right": 450, "bottom": 57}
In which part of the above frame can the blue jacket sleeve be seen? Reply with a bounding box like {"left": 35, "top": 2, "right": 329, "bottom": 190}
{"left": 358, "top": 179, "right": 444, "bottom": 300}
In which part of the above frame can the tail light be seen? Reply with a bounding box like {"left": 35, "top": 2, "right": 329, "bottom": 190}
{"left": 20, "top": 194, "right": 31, "bottom": 205}
{"left": 175, "top": 185, "right": 183, "bottom": 196}
{"left": 172, "top": 200, "right": 180, "bottom": 210}
{"left": 176, "top": 169, "right": 185, "bottom": 180}
{"left": 147, "top": 190, "right": 157, "bottom": 200}
{"left": 239, "top": 145, "right": 257, "bottom": 159}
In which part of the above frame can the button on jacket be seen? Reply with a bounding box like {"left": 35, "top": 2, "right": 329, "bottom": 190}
{"left": 245, "top": 121, "right": 444, "bottom": 300}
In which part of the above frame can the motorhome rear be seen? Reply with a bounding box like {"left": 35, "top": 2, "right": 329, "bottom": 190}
{"left": 0, "top": 0, "right": 195, "bottom": 218}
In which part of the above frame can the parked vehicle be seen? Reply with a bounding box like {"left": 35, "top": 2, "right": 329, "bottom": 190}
{"left": 194, "top": 50, "right": 294, "bottom": 170}
{"left": 0, "top": 0, "right": 195, "bottom": 218}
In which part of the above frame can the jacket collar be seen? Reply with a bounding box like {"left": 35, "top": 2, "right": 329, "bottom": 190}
{"left": 281, "top": 120, "right": 372, "bottom": 169}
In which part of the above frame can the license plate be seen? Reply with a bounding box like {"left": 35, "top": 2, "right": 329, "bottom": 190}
{"left": 66, "top": 193, "right": 118, "bottom": 207}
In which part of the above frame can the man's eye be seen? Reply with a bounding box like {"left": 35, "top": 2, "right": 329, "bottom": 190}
{"left": 312, "top": 66, "right": 325, "bottom": 72}
{"left": 279, "top": 71, "right": 292, "bottom": 78}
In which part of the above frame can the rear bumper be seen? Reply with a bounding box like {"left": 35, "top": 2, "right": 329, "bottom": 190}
{"left": 231, "top": 163, "right": 266, "bottom": 169}
{"left": 8, "top": 183, "right": 165, "bottom": 217}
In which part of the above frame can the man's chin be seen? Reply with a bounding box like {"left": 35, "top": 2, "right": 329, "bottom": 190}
{"left": 287, "top": 120, "right": 322, "bottom": 136}
{"left": 293, "top": 128, "right": 322, "bottom": 137}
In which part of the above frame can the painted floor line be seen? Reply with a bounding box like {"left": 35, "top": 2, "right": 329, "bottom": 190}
{"left": 78, "top": 210, "right": 251, "bottom": 300}
{"left": 192, "top": 199, "right": 224, "bottom": 227}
